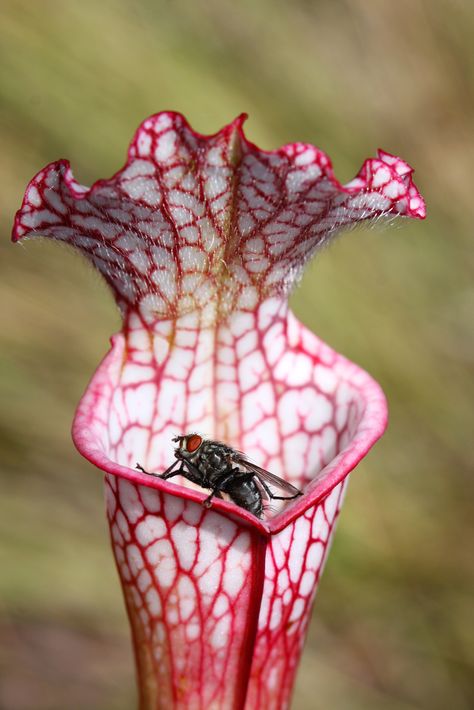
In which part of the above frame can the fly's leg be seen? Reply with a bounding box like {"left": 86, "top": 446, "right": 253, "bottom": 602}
{"left": 136, "top": 463, "right": 150, "bottom": 475}
{"left": 201, "top": 490, "right": 225, "bottom": 507}
{"left": 136, "top": 460, "right": 183, "bottom": 479}
{"left": 202, "top": 484, "right": 225, "bottom": 508}
{"left": 162, "top": 462, "right": 187, "bottom": 480}
{"left": 257, "top": 478, "right": 302, "bottom": 501}
{"left": 202, "top": 491, "right": 216, "bottom": 508}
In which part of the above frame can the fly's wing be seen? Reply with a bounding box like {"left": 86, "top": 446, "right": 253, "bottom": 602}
{"left": 234, "top": 455, "right": 302, "bottom": 498}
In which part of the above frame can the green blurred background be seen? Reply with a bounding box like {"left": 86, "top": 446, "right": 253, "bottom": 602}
{"left": 1, "top": 1, "right": 473, "bottom": 708}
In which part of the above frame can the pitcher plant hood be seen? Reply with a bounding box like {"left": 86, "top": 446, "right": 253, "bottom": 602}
{"left": 12, "top": 112, "right": 425, "bottom": 709}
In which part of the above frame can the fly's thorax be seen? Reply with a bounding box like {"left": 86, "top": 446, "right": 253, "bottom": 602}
{"left": 199, "top": 444, "right": 231, "bottom": 482}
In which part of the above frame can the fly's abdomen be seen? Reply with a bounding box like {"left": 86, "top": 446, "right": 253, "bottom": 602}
{"left": 227, "top": 479, "right": 263, "bottom": 518}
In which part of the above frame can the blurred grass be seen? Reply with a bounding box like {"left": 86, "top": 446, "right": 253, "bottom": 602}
{"left": 0, "top": 0, "right": 473, "bottom": 708}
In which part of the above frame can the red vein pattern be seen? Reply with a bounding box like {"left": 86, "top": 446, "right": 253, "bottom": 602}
{"left": 12, "top": 112, "right": 425, "bottom": 709}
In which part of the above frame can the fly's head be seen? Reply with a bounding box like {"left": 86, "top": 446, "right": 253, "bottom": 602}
{"left": 172, "top": 433, "right": 204, "bottom": 462}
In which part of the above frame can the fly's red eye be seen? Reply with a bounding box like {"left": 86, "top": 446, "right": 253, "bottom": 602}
{"left": 186, "top": 435, "right": 202, "bottom": 453}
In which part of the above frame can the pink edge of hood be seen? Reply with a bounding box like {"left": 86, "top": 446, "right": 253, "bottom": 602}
{"left": 72, "top": 330, "right": 387, "bottom": 537}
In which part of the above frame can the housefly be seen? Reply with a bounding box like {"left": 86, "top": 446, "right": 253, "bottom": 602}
{"left": 136, "top": 434, "right": 302, "bottom": 518}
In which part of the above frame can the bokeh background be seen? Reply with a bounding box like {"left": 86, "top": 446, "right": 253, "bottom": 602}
{"left": 1, "top": 1, "right": 473, "bottom": 708}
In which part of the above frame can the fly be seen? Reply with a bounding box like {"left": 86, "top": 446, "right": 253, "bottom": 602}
{"left": 136, "top": 433, "right": 302, "bottom": 518}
